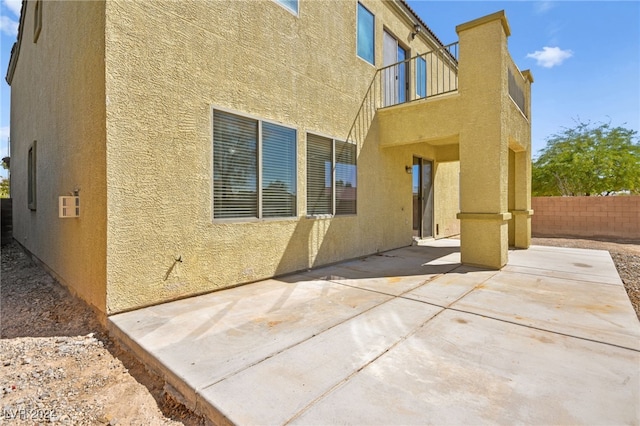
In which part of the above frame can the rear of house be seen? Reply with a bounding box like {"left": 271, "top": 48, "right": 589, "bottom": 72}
{"left": 7, "top": 0, "right": 532, "bottom": 317}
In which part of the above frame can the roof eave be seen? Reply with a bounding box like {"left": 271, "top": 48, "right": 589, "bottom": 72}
{"left": 5, "top": 0, "right": 26, "bottom": 86}
{"left": 397, "top": 0, "right": 447, "bottom": 48}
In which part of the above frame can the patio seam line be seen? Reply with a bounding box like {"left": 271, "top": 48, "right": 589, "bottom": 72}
{"left": 400, "top": 269, "right": 500, "bottom": 309}
{"left": 320, "top": 263, "right": 460, "bottom": 299}
{"left": 195, "top": 279, "right": 401, "bottom": 394}
{"left": 282, "top": 304, "right": 450, "bottom": 425}
{"left": 500, "top": 268, "right": 623, "bottom": 287}
{"left": 442, "top": 306, "right": 640, "bottom": 353}
{"left": 282, "top": 266, "right": 497, "bottom": 424}
{"left": 504, "top": 262, "right": 621, "bottom": 279}
{"left": 526, "top": 245, "right": 611, "bottom": 253}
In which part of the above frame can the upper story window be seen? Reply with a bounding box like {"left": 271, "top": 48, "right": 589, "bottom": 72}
{"left": 33, "top": 0, "right": 42, "bottom": 43}
{"left": 357, "top": 3, "right": 375, "bottom": 65}
{"left": 275, "top": 0, "right": 298, "bottom": 15}
{"left": 213, "top": 109, "right": 297, "bottom": 220}
{"left": 307, "top": 133, "right": 357, "bottom": 216}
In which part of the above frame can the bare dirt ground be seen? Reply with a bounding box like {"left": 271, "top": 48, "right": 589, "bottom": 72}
{"left": 1, "top": 237, "right": 638, "bottom": 424}
{"left": 0, "top": 242, "right": 204, "bottom": 425}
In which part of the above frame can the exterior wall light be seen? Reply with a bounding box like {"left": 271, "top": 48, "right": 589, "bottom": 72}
{"left": 411, "top": 24, "right": 421, "bottom": 39}
{"left": 405, "top": 165, "right": 412, "bottom": 174}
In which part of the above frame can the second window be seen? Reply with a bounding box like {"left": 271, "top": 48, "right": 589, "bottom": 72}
{"left": 307, "top": 134, "right": 357, "bottom": 216}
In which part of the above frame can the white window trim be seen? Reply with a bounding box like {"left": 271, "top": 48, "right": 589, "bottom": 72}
{"left": 211, "top": 106, "right": 298, "bottom": 223}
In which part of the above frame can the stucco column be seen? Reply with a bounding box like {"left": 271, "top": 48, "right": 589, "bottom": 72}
{"left": 455, "top": 12, "right": 512, "bottom": 269}
{"left": 512, "top": 70, "right": 534, "bottom": 248}
{"left": 512, "top": 150, "right": 533, "bottom": 248}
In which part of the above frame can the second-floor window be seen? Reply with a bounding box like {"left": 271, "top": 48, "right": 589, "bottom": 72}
{"left": 275, "top": 0, "right": 298, "bottom": 14}
{"left": 213, "top": 109, "right": 297, "bottom": 220}
{"left": 357, "top": 3, "right": 375, "bottom": 65}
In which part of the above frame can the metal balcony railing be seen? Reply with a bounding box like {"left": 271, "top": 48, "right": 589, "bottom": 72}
{"left": 507, "top": 57, "right": 528, "bottom": 118}
{"left": 380, "top": 42, "right": 459, "bottom": 108}
{"left": 346, "top": 42, "right": 459, "bottom": 147}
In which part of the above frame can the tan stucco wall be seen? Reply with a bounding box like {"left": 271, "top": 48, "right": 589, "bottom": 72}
{"left": 9, "top": 1, "right": 107, "bottom": 312}
{"left": 103, "top": 0, "right": 458, "bottom": 313}
{"left": 434, "top": 161, "right": 461, "bottom": 237}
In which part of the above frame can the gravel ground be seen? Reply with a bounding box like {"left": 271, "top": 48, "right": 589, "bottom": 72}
{"left": 1, "top": 238, "right": 638, "bottom": 424}
{"left": 0, "top": 242, "right": 204, "bottom": 425}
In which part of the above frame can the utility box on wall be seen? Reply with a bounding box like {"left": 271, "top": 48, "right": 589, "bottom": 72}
{"left": 59, "top": 196, "right": 80, "bottom": 218}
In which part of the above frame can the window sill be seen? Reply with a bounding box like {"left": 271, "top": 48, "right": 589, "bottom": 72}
{"left": 212, "top": 216, "right": 299, "bottom": 225}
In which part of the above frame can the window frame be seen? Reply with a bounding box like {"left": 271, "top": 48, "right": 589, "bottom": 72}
{"left": 273, "top": 0, "right": 299, "bottom": 16}
{"left": 356, "top": 2, "right": 375, "bottom": 66}
{"left": 28, "top": 141, "right": 36, "bottom": 210}
{"left": 306, "top": 133, "right": 357, "bottom": 218}
{"left": 33, "top": 0, "right": 42, "bottom": 43}
{"left": 212, "top": 107, "right": 298, "bottom": 222}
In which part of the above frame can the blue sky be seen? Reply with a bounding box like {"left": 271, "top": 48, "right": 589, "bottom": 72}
{"left": 0, "top": 1, "right": 638, "bottom": 179}
{"left": 408, "top": 0, "right": 639, "bottom": 157}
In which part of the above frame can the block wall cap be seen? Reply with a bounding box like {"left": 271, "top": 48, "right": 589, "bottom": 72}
{"left": 456, "top": 10, "right": 511, "bottom": 37}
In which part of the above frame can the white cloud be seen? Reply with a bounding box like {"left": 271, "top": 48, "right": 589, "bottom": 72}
{"left": 0, "top": 15, "right": 18, "bottom": 37}
{"left": 3, "top": 0, "right": 21, "bottom": 17}
{"left": 526, "top": 46, "right": 573, "bottom": 68}
{"left": 534, "top": 1, "right": 555, "bottom": 14}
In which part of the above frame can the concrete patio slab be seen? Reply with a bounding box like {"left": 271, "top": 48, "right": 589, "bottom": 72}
{"left": 198, "top": 297, "right": 443, "bottom": 425}
{"left": 452, "top": 269, "right": 640, "bottom": 350}
{"left": 108, "top": 240, "right": 640, "bottom": 425}
{"left": 507, "top": 245, "right": 622, "bottom": 281}
{"left": 109, "top": 276, "right": 393, "bottom": 403}
{"left": 291, "top": 309, "right": 639, "bottom": 425}
{"left": 403, "top": 265, "right": 499, "bottom": 307}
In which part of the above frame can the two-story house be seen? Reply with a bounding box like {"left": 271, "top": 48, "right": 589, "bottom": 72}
{"left": 6, "top": 0, "right": 532, "bottom": 318}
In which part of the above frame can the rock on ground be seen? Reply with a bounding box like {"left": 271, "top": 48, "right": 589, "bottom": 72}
{"left": 1, "top": 242, "right": 203, "bottom": 425}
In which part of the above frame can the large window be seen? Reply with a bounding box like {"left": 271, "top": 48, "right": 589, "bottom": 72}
{"left": 275, "top": 0, "right": 298, "bottom": 14}
{"left": 357, "top": 3, "right": 374, "bottom": 65}
{"left": 213, "top": 110, "right": 297, "bottom": 219}
{"left": 307, "top": 134, "right": 357, "bottom": 216}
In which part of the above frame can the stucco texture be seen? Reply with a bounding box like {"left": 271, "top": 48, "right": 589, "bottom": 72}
{"left": 8, "top": 1, "right": 531, "bottom": 315}
{"left": 103, "top": 0, "right": 459, "bottom": 313}
{"left": 9, "top": 0, "right": 107, "bottom": 312}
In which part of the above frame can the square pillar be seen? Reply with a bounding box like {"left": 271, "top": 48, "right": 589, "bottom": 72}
{"left": 457, "top": 212, "right": 511, "bottom": 269}
{"left": 456, "top": 11, "right": 512, "bottom": 269}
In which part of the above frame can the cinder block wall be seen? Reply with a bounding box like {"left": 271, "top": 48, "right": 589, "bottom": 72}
{"left": 532, "top": 196, "right": 640, "bottom": 240}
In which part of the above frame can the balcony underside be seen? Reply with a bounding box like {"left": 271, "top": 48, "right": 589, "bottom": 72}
{"left": 377, "top": 90, "right": 530, "bottom": 162}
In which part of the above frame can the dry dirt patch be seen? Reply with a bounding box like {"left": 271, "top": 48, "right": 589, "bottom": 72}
{"left": 1, "top": 242, "right": 203, "bottom": 425}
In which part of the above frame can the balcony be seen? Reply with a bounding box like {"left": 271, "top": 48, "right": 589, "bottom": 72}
{"left": 347, "top": 10, "right": 534, "bottom": 270}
